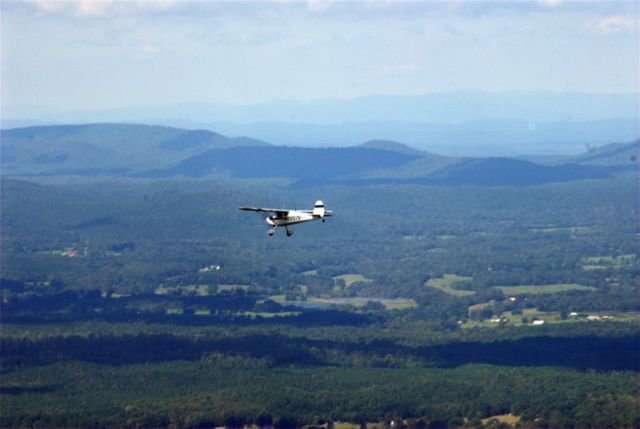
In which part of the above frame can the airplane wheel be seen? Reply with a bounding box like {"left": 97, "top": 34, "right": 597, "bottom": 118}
{"left": 286, "top": 230, "right": 293, "bottom": 237}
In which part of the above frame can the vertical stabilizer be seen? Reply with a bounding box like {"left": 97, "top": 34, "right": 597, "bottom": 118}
{"left": 313, "top": 200, "right": 325, "bottom": 217}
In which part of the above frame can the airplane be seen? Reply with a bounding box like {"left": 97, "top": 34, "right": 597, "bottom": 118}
{"left": 239, "top": 200, "right": 332, "bottom": 236}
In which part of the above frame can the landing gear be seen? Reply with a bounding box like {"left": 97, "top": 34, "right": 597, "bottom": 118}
{"left": 268, "top": 228, "right": 276, "bottom": 236}
{"left": 322, "top": 219, "right": 325, "bottom": 223}
{"left": 285, "top": 227, "right": 294, "bottom": 237}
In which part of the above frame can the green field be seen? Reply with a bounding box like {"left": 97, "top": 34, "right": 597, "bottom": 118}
{"left": 333, "top": 274, "right": 372, "bottom": 288}
{"left": 155, "top": 285, "right": 210, "bottom": 296}
{"left": 463, "top": 308, "right": 639, "bottom": 329}
{"left": 382, "top": 298, "right": 418, "bottom": 310}
{"left": 437, "top": 234, "right": 456, "bottom": 240}
{"left": 482, "top": 414, "right": 521, "bottom": 426}
{"left": 110, "top": 292, "right": 131, "bottom": 298}
{"left": 497, "top": 283, "right": 595, "bottom": 295}
{"left": 264, "top": 294, "right": 286, "bottom": 304}
{"left": 463, "top": 308, "right": 559, "bottom": 328}
{"left": 306, "top": 296, "right": 417, "bottom": 310}
{"left": 216, "top": 284, "right": 250, "bottom": 292}
{"left": 505, "top": 308, "right": 558, "bottom": 323}
{"left": 425, "top": 274, "right": 475, "bottom": 297}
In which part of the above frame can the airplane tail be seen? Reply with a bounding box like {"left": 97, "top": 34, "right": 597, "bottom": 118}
{"left": 313, "top": 200, "right": 325, "bottom": 217}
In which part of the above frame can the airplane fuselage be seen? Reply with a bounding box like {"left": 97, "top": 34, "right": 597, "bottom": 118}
{"left": 266, "top": 211, "right": 318, "bottom": 227}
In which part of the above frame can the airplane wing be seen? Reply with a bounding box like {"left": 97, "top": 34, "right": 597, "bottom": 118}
{"left": 239, "top": 207, "right": 289, "bottom": 216}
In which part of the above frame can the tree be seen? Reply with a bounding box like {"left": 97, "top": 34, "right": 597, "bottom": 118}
{"left": 427, "top": 420, "right": 448, "bottom": 429}
{"left": 256, "top": 413, "right": 273, "bottom": 428}
{"left": 274, "top": 416, "right": 298, "bottom": 429}
{"left": 224, "top": 415, "right": 246, "bottom": 428}
{"left": 50, "top": 278, "right": 65, "bottom": 290}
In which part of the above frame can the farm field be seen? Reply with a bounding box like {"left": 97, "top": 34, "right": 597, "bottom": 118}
{"left": 334, "top": 274, "right": 372, "bottom": 288}
{"left": 481, "top": 414, "right": 521, "bottom": 426}
{"left": 425, "top": 274, "right": 475, "bottom": 297}
{"left": 305, "top": 296, "right": 417, "bottom": 310}
{"left": 496, "top": 283, "right": 595, "bottom": 295}
{"left": 462, "top": 309, "right": 639, "bottom": 329}
{"left": 155, "top": 285, "right": 210, "bottom": 296}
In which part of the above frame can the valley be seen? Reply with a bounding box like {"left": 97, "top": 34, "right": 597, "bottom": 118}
{"left": 1, "top": 124, "right": 638, "bottom": 428}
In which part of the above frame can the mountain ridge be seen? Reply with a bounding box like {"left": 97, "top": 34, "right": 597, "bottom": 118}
{"left": 5, "top": 91, "right": 639, "bottom": 124}
{"left": 2, "top": 123, "right": 636, "bottom": 188}
{"left": 356, "top": 140, "right": 424, "bottom": 156}
{"left": 1, "top": 123, "right": 270, "bottom": 175}
{"left": 565, "top": 139, "right": 639, "bottom": 166}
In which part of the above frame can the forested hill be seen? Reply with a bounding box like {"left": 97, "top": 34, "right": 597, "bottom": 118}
{"left": 0, "top": 123, "right": 269, "bottom": 175}
{"left": 356, "top": 139, "right": 425, "bottom": 156}
{"left": 140, "top": 146, "right": 420, "bottom": 179}
{"left": 414, "top": 158, "right": 613, "bottom": 187}
{"left": 300, "top": 160, "right": 612, "bottom": 187}
{"left": 143, "top": 149, "right": 620, "bottom": 187}
{"left": 566, "top": 138, "right": 639, "bottom": 166}
{"left": 2, "top": 123, "right": 637, "bottom": 187}
{"left": 1, "top": 123, "right": 269, "bottom": 150}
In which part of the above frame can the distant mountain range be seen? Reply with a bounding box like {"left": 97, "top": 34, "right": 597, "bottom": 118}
{"left": 1, "top": 123, "right": 637, "bottom": 187}
{"left": 141, "top": 146, "right": 419, "bottom": 180}
{"left": 4, "top": 91, "right": 638, "bottom": 156}
{"left": 201, "top": 118, "right": 640, "bottom": 156}
{"left": 6, "top": 91, "right": 638, "bottom": 124}
{"left": 316, "top": 158, "right": 613, "bottom": 188}
{"left": 568, "top": 139, "right": 639, "bottom": 166}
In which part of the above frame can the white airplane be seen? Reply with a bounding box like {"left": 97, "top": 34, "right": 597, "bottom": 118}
{"left": 239, "top": 200, "right": 332, "bottom": 236}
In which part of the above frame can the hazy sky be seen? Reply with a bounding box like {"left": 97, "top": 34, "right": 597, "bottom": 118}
{"left": 1, "top": 0, "right": 638, "bottom": 112}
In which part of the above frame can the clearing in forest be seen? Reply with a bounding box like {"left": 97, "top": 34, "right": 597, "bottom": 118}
{"left": 334, "top": 274, "right": 372, "bottom": 288}
{"left": 425, "top": 274, "right": 475, "bottom": 296}
{"left": 497, "top": 283, "right": 595, "bottom": 295}
{"left": 581, "top": 254, "right": 636, "bottom": 270}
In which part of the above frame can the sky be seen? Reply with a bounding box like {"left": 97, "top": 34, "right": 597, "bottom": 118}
{"left": 1, "top": 0, "right": 638, "bottom": 113}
